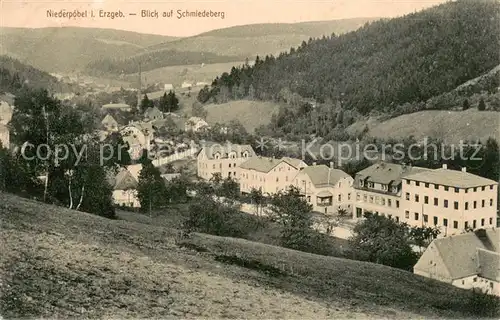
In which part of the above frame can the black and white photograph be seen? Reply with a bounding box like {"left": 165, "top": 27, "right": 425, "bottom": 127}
{"left": 0, "top": 0, "right": 499, "bottom": 318}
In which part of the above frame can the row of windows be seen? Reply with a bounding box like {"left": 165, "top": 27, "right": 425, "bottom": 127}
{"left": 406, "top": 180, "right": 495, "bottom": 193}
{"left": 208, "top": 162, "right": 238, "bottom": 170}
{"left": 358, "top": 181, "right": 399, "bottom": 193}
{"left": 213, "top": 151, "right": 250, "bottom": 159}
{"left": 356, "top": 193, "right": 400, "bottom": 208}
{"left": 404, "top": 211, "right": 494, "bottom": 228}
{"left": 405, "top": 193, "right": 494, "bottom": 209}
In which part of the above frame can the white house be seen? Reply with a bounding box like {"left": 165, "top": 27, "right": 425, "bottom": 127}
{"left": 414, "top": 228, "right": 499, "bottom": 296}
{"left": 107, "top": 165, "right": 142, "bottom": 208}
{"left": 185, "top": 117, "right": 209, "bottom": 132}
{"left": 196, "top": 142, "right": 256, "bottom": 180}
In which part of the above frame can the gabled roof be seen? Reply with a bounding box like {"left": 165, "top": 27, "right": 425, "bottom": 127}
{"left": 356, "top": 162, "right": 431, "bottom": 186}
{"left": 107, "top": 167, "right": 139, "bottom": 190}
{"left": 431, "top": 229, "right": 499, "bottom": 280}
{"left": 146, "top": 91, "right": 167, "bottom": 100}
{"left": 101, "top": 114, "right": 118, "bottom": 125}
{"left": 300, "top": 165, "right": 350, "bottom": 188}
{"left": 144, "top": 107, "right": 163, "bottom": 118}
{"left": 239, "top": 156, "right": 304, "bottom": 173}
{"left": 200, "top": 142, "right": 256, "bottom": 160}
{"left": 404, "top": 168, "right": 498, "bottom": 188}
{"left": 477, "top": 248, "right": 500, "bottom": 282}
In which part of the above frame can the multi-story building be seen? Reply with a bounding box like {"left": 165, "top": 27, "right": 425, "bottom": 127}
{"left": 197, "top": 142, "right": 256, "bottom": 180}
{"left": 414, "top": 228, "right": 499, "bottom": 296}
{"left": 293, "top": 163, "right": 354, "bottom": 215}
{"left": 402, "top": 164, "right": 498, "bottom": 235}
{"left": 352, "top": 162, "right": 431, "bottom": 221}
{"left": 238, "top": 156, "right": 307, "bottom": 195}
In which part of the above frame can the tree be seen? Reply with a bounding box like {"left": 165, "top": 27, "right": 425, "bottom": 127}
{"left": 197, "top": 85, "right": 211, "bottom": 103}
{"left": 462, "top": 99, "right": 470, "bottom": 111}
{"left": 248, "top": 84, "right": 255, "bottom": 100}
{"left": 249, "top": 187, "right": 264, "bottom": 216}
{"left": 164, "top": 90, "right": 179, "bottom": 112}
{"left": 349, "top": 212, "right": 419, "bottom": 271}
{"left": 166, "top": 174, "right": 190, "bottom": 203}
{"left": 140, "top": 94, "right": 154, "bottom": 113}
{"left": 136, "top": 159, "right": 168, "bottom": 214}
{"left": 409, "top": 226, "right": 440, "bottom": 253}
{"left": 191, "top": 101, "right": 207, "bottom": 119}
{"left": 478, "top": 98, "right": 486, "bottom": 111}
{"left": 218, "top": 177, "right": 240, "bottom": 200}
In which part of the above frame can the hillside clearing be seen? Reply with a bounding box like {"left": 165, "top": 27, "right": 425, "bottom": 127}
{"left": 348, "top": 110, "right": 500, "bottom": 143}
{"left": 205, "top": 100, "right": 281, "bottom": 133}
{"left": 0, "top": 193, "right": 494, "bottom": 318}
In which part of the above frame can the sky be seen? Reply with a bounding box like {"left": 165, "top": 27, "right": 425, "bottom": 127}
{"left": 1, "top": 0, "right": 450, "bottom": 37}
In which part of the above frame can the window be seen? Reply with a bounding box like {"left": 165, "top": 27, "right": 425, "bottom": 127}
{"left": 213, "top": 164, "right": 216, "bottom": 169}
{"left": 229, "top": 163, "right": 232, "bottom": 168}
{"left": 405, "top": 211, "right": 410, "bottom": 219}
{"left": 454, "top": 188, "right": 459, "bottom": 193}
{"left": 444, "top": 186, "right": 449, "bottom": 191}
{"left": 490, "top": 218, "right": 493, "bottom": 225}
{"left": 443, "top": 218, "right": 448, "bottom": 227}
{"left": 416, "top": 181, "right": 420, "bottom": 186}
{"left": 276, "top": 177, "right": 279, "bottom": 182}
{"left": 490, "top": 185, "right": 494, "bottom": 190}
{"left": 434, "top": 198, "right": 438, "bottom": 206}
{"left": 363, "top": 194, "right": 367, "bottom": 202}
{"left": 454, "top": 201, "right": 459, "bottom": 210}
{"left": 228, "top": 172, "right": 232, "bottom": 177}
{"left": 490, "top": 199, "right": 494, "bottom": 206}
{"left": 406, "top": 180, "right": 410, "bottom": 185}
{"left": 348, "top": 193, "right": 351, "bottom": 200}
{"left": 423, "top": 214, "right": 428, "bottom": 223}
{"left": 465, "top": 221, "right": 469, "bottom": 229}
{"left": 425, "top": 183, "right": 429, "bottom": 188}
{"left": 465, "top": 202, "right": 469, "bottom": 210}
{"left": 482, "top": 200, "right": 485, "bottom": 207}
{"left": 307, "top": 196, "right": 311, "bottom": 202}
{"left": 388, "top": 199, "right": 392, "bottom": 207}
{"left": 414, "top": 212, "right": 419, "bottom": 221}
{"left": 473, "top": 220, "right": 477, "bottom": 229}
{"left": 465, "top": 189, "right": 468, "bottom": 194}
{"left": 368, "top": 182, "right": 374, "bottom": 188}
{"left": 481, "top": 218, "right": 485, "bottom": 226}
{"left": 434, "top": 184, "right": 439, "bottom": 190}
{"left": 481, "top": 186, "right": 485, "bottom": 191}
{"left": 453, "top": 221, "right": 458, "bottom": 229}
{"left": 424, "top": 196, "right": 429, "bottom": 204}
{"left": 433, "top": 216, "right": 438, "bottom": 225}
{"left": 473, "top": 277, "right": 477, "bottom": 282}
{"left": 381, "top": 198, "right": 386, "bottom": 205}
{"left": 444, "top": 200, "right": 448, "bottom": 208}
{"left": 396, "top": 200, "right": 400, "bottom": 208}
{"left": 473, "top": 201, "right": 477, "bottom": 209}
{"left": 406, "top": 192, "right": 410, "bottom": 200}
{"left": 369, "top": 196, "right": 374, "bottom": 203}
{"left": 415, "top": 194, "right": 420, "bottom": 202}
{"left": 338, "top": 194, "right": 342, "bottom": 202}
{"left": 356, "top": 193, "right": 361, "bottom": 201}
{"left": 395, "top": 217, "right": 400, "bottom": 223}
{"left": 473, "top": 187, "right": 477, "bottom": 192}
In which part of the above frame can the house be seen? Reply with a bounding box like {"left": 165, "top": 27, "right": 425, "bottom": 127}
{"left": 102, "top": 103, "right": 131, "bottom": 112}
{"left": 197, "top": 142, "right": 256, "bottom": 180}
{"left": 185, "top": 117, "right": 209, "bottom": 132}
{"left": 144, "top": 107, "right": 163, "bottom": 121}
{"left": 401, "top": 164, "right": 498, "bottom": 235}
{"left": 181, "top": 81, "right": 192, "bottom": 89}
{"left": 164, "top": 84, "right": 174, "bottom": 91}
{"left": 101, "top": 114, "right": 119, "bottom": 132}
{"left": 293, "top": 163, "right": 353, "bottom": 215}
{"left": 238, "top": 156, "right": 308, "bottom": 196}
{"left": 121, "top": 122, "right": 155, "bottom": 160}
{"left": 414, "top": 228, "right": 499, "bottom": 296}
{"left": 107, "top": 166, "right": 141, "bottom": 207}
{"left": 352, "top": 162, "right": 431, "bottom": 221}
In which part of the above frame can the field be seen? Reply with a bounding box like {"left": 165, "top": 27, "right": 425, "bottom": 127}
{"left": 348, "top": 109, "right": 500, "bottom": 144}
{"left": 205, "top": 100, "right": 281, "bottom": 133}
{"left": 1, "top": 193, "right": 496, "bottom": 318}
{"left": 124, "top": 61, "right": 246, "bottom": 86}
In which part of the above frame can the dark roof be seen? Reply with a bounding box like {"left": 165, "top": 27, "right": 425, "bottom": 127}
{"left": 355, "top": 162, "right": 431, "bottom": 186}
{"left": 300, "top": 165, "right": 351, "bottom": 187}
{"left": 200, "top": 142, "right": 255, "bottom": 160}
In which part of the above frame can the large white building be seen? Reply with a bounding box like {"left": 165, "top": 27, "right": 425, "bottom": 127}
{"left": 352, "top": 162, "right": 431, "bottom": 222}
{"left": 402, "top": 164, "right": 498, "bottom": 235}
{"left": 196, "top": 142, "right": 256, "bottom": 180}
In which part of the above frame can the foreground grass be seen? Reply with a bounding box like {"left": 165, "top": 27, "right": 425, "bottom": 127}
{"left": 1, "top": 193, "right": 498, "bottom": 318}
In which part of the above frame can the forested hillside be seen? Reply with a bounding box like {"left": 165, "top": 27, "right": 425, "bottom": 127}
{"left": 0, "top": 56, "right": 76, "bottom": 94}
{"left": 85, "top": 50, "right": 246, "bottom": 76}
{"left": 201, "top": 0, "right": 499, "bottom": 137}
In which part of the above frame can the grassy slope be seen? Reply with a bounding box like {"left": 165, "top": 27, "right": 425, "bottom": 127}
{"left": 348, "top": 110, "right": 500, "bottom": 144}
{"left": 205, "top": 100, "right": 281, "bottom": 132}
{"left": 0, "top": 27, "right": 176, "bottom": 73}
{"left": 0, "top": 193, "right": 492, "bottom": 318}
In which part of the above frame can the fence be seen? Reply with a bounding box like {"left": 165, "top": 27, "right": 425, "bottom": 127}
{"left": 152, "top": 147, "right": 199, "bottom": 167}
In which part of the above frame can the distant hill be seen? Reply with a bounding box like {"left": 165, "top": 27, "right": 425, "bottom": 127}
{"left": 201, "top": 0, "right": 499, "bottom": 140}
{"left": 0, "top": 55, "right": 76, "bottom": 94}
{"left": 85, "top": 18, "right": 374, "bottom": 75}
{"left": 0, "top": 27, "right": 177, "bottom": 73}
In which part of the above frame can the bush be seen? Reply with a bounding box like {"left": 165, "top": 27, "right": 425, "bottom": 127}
{"left": 463, "top": 289, "right": 500, "bottom": 318}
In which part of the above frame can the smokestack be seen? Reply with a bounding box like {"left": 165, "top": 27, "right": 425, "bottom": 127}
{"left": 442, "top": 164, "right": 448, "bottom": 170}
{"left": 462, "top": 167, "right": 467, "bottom": 173}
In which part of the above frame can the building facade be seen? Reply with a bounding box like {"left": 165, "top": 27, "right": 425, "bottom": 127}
{"left": 352, "top": 162, "right": 431, "bottom": 222}
{"left": 401, "top": 164, "right": 498, "bottom": 235}
{"left": 197, "top": 142, "right": 256, "bottom": 180}
{"left": 293, "top": 164, "right": 354, "bottom": 215}
{"left": 238, "top": 156, "right": 307, "bottom": 195}
{"left": 414, "top": 228, "right": 499, "bottom": 296}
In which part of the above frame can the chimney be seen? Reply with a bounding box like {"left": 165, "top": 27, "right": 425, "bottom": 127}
{"left": 462, "top": 167, "right": 467, "bottom": 173}
{"left": 330, "top": 161, "right": 334, "bottom": 169}
{"left": 442, "top": 164, "right": 447, "bottom": 170}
